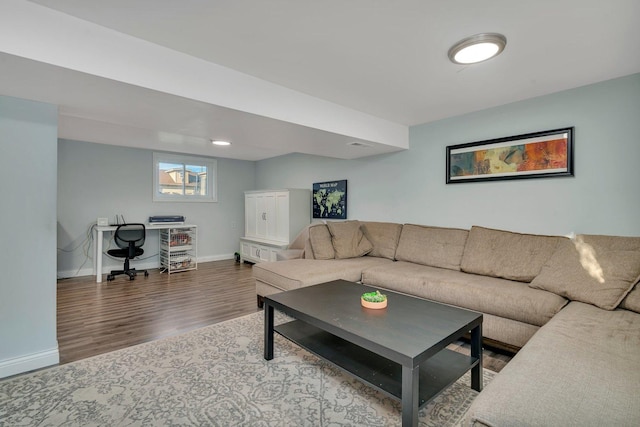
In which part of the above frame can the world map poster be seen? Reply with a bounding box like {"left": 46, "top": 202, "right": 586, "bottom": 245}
{"left": 313, "top": 180, "right": 347, "bottom": 219}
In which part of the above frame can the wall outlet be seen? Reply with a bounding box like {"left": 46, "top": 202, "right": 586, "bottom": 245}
{"left": 97, "top": 217, "right": 108, "bottom": 226}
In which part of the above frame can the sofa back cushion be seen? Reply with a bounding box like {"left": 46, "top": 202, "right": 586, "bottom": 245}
{"left": 395, "top": 224, "right": 469, "bottom": 271}
{"left": 308, "top": 224, "right": 335, "bottom": 259}
{"left": 304, "top": 238, "right": 315, "bottom": 259}
{"left": 620, "top": 284, "right": 640, "bottom": 313}
{"left": 530, "top": 234, "right": 640, "bottom": 310}
{"left": 361, "top": 222, "right": 403, "bottom": 260}
{"left": 460, "top": 226, "right": 560, "bottom": 282}
{"left": 326, "top": 220, "right": 373, "bottom": 259}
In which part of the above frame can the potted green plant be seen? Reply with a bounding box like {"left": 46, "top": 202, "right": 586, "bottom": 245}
{"left": 361, "top": 290, "right": 387, "bottom": 309}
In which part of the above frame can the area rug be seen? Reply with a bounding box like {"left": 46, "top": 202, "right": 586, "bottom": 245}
{"left": 0, "top": 312, "right": 494, "bottom": 426}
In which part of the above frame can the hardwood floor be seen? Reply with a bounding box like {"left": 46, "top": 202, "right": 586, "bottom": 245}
{"left": 57, "top": 260, "right": 259, "bottom": 364}
{"left": 57, "top": 259, "right": 514, "bottom": 372}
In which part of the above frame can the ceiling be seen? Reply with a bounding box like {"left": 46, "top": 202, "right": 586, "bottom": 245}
{"left": 2, "top": 0, "right": 639, "bottom": 160}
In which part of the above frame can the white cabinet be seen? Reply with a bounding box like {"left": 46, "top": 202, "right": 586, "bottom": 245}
{"left": 240, "top": 238, "right": 287, "bottom": 263}
{"left": 241, "top": 189, "right": 310, "bottom": 263}
{"left": 274, "top": 192, "right": 289, "bottom": 242}
{"left": 245, "top": 195, "right": 258, "bottom": 238}
{"left": 245, "top": 192, "right": 279, "bottom": 240}
{"left": 160, "top": 226, "right": 197, "bottom": 274}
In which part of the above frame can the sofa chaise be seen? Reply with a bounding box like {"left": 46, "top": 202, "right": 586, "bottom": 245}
{"left": 252, "top": 220, "right": 640, "bottom": 425}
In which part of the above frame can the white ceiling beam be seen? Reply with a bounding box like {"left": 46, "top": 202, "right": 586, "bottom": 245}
{"left": 0, "top": 0, "right": 408, "bottom": 150}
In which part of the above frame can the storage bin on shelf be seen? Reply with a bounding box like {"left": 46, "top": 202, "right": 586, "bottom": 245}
{"left": 160, "top": 227, "right": 197, "bottom": 274}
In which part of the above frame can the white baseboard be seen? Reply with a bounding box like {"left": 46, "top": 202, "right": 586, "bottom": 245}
{"left": 0, "top": 347, "right": 59, "bottom": 379}
{"left": 57, "top": 254, "right": 236, "bottom": 279}
{"left": 198, "top": 254, "right": 234, "bottom": 263}
{"left": 58, "top": 267, "right": 97, "bottom": 279}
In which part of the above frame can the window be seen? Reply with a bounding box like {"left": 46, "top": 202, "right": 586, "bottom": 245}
{"left": 153, "top": 152, "right": 217, "bottom": 202}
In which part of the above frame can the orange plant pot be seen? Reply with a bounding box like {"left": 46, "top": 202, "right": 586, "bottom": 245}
{"left": 361, "top": 298, "right": 387, "bottom": 309}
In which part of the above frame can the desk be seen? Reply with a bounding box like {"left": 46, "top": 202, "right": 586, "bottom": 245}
{"left": 94, "top": 224, "right": 196, "bottom": 283}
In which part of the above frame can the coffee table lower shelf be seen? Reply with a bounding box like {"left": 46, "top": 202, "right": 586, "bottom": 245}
{"left": 275, "top": 320, "right": 479, "bottom": 408}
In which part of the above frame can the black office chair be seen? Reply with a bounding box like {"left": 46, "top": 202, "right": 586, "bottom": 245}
{"left": 106, "top": 223, "right": 149, "bottom": 281}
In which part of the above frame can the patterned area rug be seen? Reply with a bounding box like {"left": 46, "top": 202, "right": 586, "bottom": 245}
{"left": 0, "top": 312, "right": 494, "bottom": 426}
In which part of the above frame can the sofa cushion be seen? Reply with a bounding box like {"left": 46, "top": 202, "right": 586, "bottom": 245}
{"left": 326, "top": 220, "right": 373, "bottom": 259}
{"left": 275, "top": 249, "right": 303, "bottom": 261}
{"left": 460, "top": 226, "right": 561, "bottom": 282}
{"left": 308, "top": 224, "right": 335, "bottom": 260}
{"left": 620, "top": 284, "right": 640, "bottom": 313}
{"left": 304, "top": 238, "right": 315, "bottom": 259}
{"left": 253, "top": 257, "right": 392, "bottom": 291}
{"left": 466, "top": 302, "right": 640, "bottom": 426}
{"left": 530, "top": 234, "right": 640, "bottom": 310}
{"left": 477, "top": 314, "right": 539, "bottom": 350}
{"left": 395, "top": 224, "right": 469, "bottom": 271}
{"left": 361, "top": 221, "right": 403, "bottom": 260}
{"left": 362, "top": 261, "right": 567, "bottom": 327}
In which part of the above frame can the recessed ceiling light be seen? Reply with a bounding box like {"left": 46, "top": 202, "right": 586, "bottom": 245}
{"left": 347, "top": 141, "right": 372, "bottom": 147}
{"left": 448, "top": 33, "right": 507, "bottom": 65}
{"left": 211, "top": 139, "right": 231, "bottom": 146}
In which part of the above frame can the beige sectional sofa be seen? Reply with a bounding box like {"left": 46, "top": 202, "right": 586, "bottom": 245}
{"left": 252, "top": 220, "right": 640, "bottom": 425}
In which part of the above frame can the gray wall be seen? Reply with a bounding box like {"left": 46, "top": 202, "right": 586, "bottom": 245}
{"left": 256, "top": 73, "right": 640, "bottom": 237}
{"left": 0, "top": 95, "right": 59, "bottom": 377}
{"left": 57, "top": 140, "right": 256, "bottom": 277}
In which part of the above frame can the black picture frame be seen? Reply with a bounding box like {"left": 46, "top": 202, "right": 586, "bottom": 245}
{"left": 312, "top": 180, "right": 347, "bottom": 219}
{"left": 446, "top": 127, "right": 574, "bottom": 184}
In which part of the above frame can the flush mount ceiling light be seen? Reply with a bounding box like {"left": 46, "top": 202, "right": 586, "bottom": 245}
{"left": 448, "top": 33, "right": 507, "bottom": 64}
{"left": 211, "top": 139, "right": 231, "bottom": 146}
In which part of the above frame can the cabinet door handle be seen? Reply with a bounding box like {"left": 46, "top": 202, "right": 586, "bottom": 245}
{"left": 262, "top": 212, "right": 267, "bottom": 220}
{"left": 256, "top": 248, "right": 260, "bottom": 257}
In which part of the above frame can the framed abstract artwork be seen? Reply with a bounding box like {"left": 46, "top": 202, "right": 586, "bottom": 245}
{"left": 446, "top": 127, "right": 574, "bottom": 184}
{"left": 312, "top": 180, "right": 347, "bottom": 219}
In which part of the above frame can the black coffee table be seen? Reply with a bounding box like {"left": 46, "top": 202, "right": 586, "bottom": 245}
{"left": 264, "top": 280, "right": 483, "bottom": 426}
